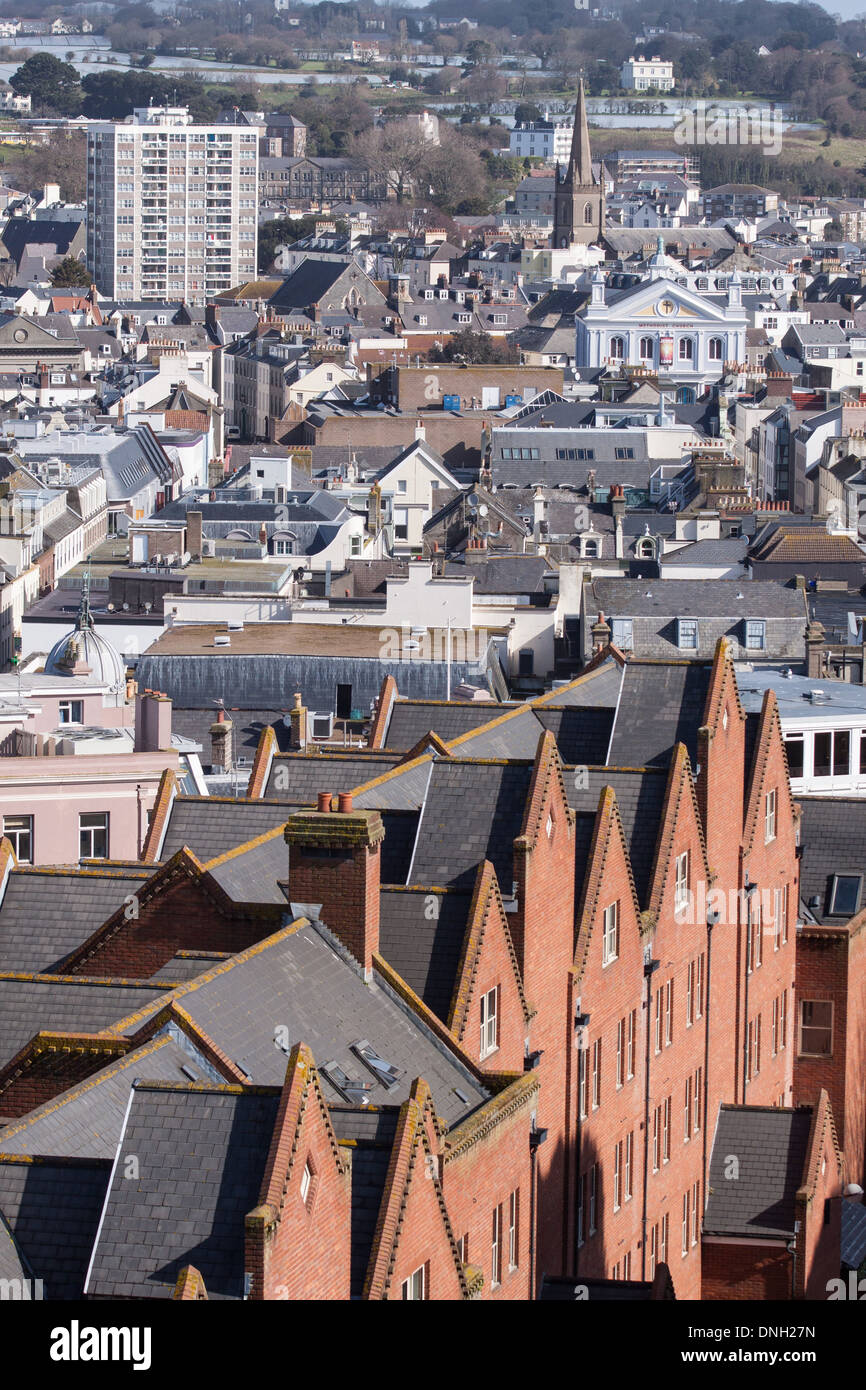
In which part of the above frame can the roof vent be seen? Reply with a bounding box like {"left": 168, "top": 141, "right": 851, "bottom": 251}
{"left": 808, "top": 688, "right": 827, "bottom": 704}
{"left": 214, "top": 633, "right": 231, "bottom": 646}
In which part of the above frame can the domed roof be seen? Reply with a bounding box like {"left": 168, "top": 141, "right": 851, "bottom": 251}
{"left": 44, "top": 577, "right": 127, "bottom": 687}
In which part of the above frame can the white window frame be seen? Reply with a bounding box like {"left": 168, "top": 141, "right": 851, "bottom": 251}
{"left": 401, "top": 1265, "right": 426, "bottom": 1300}
{"left": 79, "top": 811, "right": 108, "bottom": 859}
{"left": 602, "top": 900, "right": 619, "bottom": 966}
{"left": 674, "top": 850, "right": 689, "bottom": 913}
{"left": 3, "top": 813, "right": 32, "bottom": 863}
{"left": 764, "top": 787, "right": 777, "bottom": 843}
{"left": 480, "top": 986, "right": 498, "bottom": 1059}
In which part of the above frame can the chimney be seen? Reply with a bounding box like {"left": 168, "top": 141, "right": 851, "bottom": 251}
{"left": 806, "top": 619, "right": 825, "bottom": 678}
{"left": 591, "top": 610, "right": 611, "bottom": 654}
{"left": 135, "top": 688, "right": 172, "bottom": 752}
{"left": 289, "top": 691, "right": 307, "bottom": 749}
{"left": 285, "top": 798, "right": 385, "bottom": 977}
{"left": 187, "top": 510, "right": 203, "bottom": 561}
{"left": 210, "top": 707, "right": 233, "bottom": 772}
{"left": 609, "top": 482, "right": 626, "bottom": 522}
{"left": 765, "top": 373, "right": 793, "bottom": 401}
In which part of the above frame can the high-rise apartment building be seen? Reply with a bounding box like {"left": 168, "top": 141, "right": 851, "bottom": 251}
{"left": 86, "top": 106, "right": 259, "bottom": 303}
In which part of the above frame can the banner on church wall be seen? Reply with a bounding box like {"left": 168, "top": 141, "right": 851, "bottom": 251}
{"left": 659, "top": 336, "right": 674, "bottom": 365}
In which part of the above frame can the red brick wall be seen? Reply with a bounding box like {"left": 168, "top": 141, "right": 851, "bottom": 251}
{"left": 574, "top": 801, "right": 647, "bottom": 1288}
{"left": 795, "top": 920, "right": 866, "bottom": 1188}
{"left": 248, "top": 1052, "right": 351, "bottom": 1302}
{"left": 444, "top": 1079, "right": 537, "bottom": 1300}
{"left": 63, "top": 874, "right": 280, "bottom": 979}
{"left": 702, "top": 1239, "right": 792, "bottom": 1299}
{"left": 512, "top": 740, "right": 576, "bottom": 1280}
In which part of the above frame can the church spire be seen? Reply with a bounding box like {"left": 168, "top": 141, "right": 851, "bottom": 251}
{"left": 568, "top": 75, "right": 594, "bottom": 187}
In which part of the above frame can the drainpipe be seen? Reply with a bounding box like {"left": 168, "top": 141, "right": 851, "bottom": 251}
{"left": 529, "top": 1122, "right": 547, "bottom": 1301}
{"left": 573, "top": 1006, "right": 590, "bottom": 1278}
{"left": 702, "top": 908, "right": 718, "bottom": 1211}
{"left": 742, "top": 873, "right": 756, "bottom": 1104}
{"left": 640, "top": 954, "right": 660, "bottom": 1279}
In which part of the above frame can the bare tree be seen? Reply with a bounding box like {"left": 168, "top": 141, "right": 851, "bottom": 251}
{"left": 352, "top": 119, "right": 432, "bottom": 203}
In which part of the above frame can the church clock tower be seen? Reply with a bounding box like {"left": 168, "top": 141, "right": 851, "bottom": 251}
{"left": 553, "top": 76, "right": 605, "bottom": 249}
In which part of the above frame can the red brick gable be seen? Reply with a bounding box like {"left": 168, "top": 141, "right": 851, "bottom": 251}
{"left": 245, "top": 1042, "right": 350, "bottom": 1301}
{"left": 364, "top": 1079, "right": 467, "bottom": 1300}
{"left": 647, "top": 742, "right": 709, "bottom": 927}
{"left": 247, "top": 724, "right": 277, "bottom": 799}
{"left": 141, "top": 766, "right": 179, "bottom": 862}
{"left": 61, "top": 845, "right": 284, "bottom": 980}
{"left": 368, "top": 674, "right": 398, "bottom": 750}
{"left": 742, "top": 688, "right": 797, "bottom": 859}
{"left": 447, "top": 859, "right": 529, "bottom": 1074}
{"left": 574, "top": 786, "right": 644, "bottom": 984}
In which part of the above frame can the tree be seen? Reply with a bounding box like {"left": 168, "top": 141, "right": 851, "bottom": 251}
{"left": 824, "top": 219, "right": 845, "bottom": 239}
{"left": 49, "top": 256, "right": 92, "bottom": 288}
{"left": 5, "top": 132, "right": 87, "bottom": 201}
{"left": 514, "top": 102, "right": 543, "bottom": 125}
{"left": 429, "top": 328, "right": 518, "bottom": 364}
{"left": 465, "top": 38, "right": 494, "bottom": 66}
{"left": 352, "top": 119, "right": 431, "bottom": 203}
{"left": 10, "top": 54, "right": 82, "bottom": 114}
{"left": 426, "top": 129, "right": 493, "bottom": 214}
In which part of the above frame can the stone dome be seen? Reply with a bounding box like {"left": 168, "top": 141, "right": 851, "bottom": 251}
{"left": 44, "top": 581, "right": 127, "bottom": 687}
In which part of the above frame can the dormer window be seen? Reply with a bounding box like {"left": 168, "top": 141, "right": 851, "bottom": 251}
{"left": 492, "top": 313, "right": 507, "bottom": 325}
{"left": 677, "top": 618, "right": 698, "bottom": 649}
{"left": 417, "top": 315, "right": 427, "bottom": 326}
{"left": 424, "top": 289, "right": 434, "bottom": 299}
{"left": 457, "top": 312, "right": 472, "bottom": 324}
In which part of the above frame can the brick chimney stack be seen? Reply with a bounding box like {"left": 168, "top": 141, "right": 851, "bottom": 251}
{"left": 187, "top": 510, "right": 203, "bottom": 561}
{"left": 289, "top": 691, "right": 307, "bottom": 750}
{"left": 591, "top": 610, "right": 611, "bottom": 654}
{"left": 285, "top": 795, "right": 384, "bottom": 978}
{"left": 210, "top": 707, "right": 233, "bottom": 772}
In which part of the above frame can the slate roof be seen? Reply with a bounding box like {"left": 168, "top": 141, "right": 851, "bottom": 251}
{"left": 0, "top": 1157, "right": 110, "bottom": 1299}
{"left": 663, "top": 537, "right": 750, "bottom": 567}
{"left": 703, "top": 1105, "right": 813, "bottom": 1238}
{"left": 149, "top": 953, "right": 231, "bottom": 985}
{"left": 606, "top": 662, "right": 712, "bottom": 769}
{"left": 797, "top": 797, "right": 866, "bottom": 923}
{"left": 378, "top": 889, "right": 471, "bottom": 1021}
{"left": 380, "top": 810, "right": 421, "bottom": 884}
{"left": 0, "top": 1033, "right": 220, "bottom": 1160}
{"left": 1, "top": 219, "right": 80, "bottom": 266}
{"left": 540, "top": 1274, "right": 659, "bottom": 1301}
{"left": 268, "top": 260, "right": 355, "bottom": 312}
{"left": 205, "top": 832, "right": 289, "bottom": 906}
{"left": 109, "top": 923, "right": 489, "bottom": 1128}
{"left": 263, "top": 753, "right": 401, "bottom": 803}
{"left": 170, "top": 706, "right": 291, "bottom": 755}
{"left": 589, "top": 578, "right": 806, "bottom": 620}
{"left": 0, "top": 866, "right": 150, "bottom": 974}
{"left": 0, "top": 976, "right": 165, "bottom": 1072}
{"left": 158, "top": 797, "right": 290, "bottom": 862}
{"left": 408, "top": 760, "right": 533, "bottom": 892}
{"left": 444, "top": 555, "right": 550, "bottom": 594}
{"left": 567, "top": 766, "right": 668, "bottom": 906}
{"left": 841, "top": 1197, "right": 866, "bottom": 1270}
{"left": 384, "top": 699, "right": 505, "bottom": 750}
{"left": 332, "top": 1106, "right": 400, "bottom": 1299}
{"left": 84, "top": 1083, "right": 280, "bottom": 1300}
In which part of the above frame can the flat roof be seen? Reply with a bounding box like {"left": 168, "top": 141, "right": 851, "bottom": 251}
{"left": 143, "top": 622, "right": 503, "bottom": 660}
{"left": 735, "top": 666, "right": 866, "bottom": 720}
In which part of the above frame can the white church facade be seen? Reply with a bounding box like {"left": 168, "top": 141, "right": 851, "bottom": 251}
{"left": 575, "top": 266, "right": 748, "bottom": 391}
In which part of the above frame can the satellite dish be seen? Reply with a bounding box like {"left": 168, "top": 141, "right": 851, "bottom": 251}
{"left": 478, "top": 503, "right": 489, "bottom": 517}
{"left": 467, "top": 493, "right": 478, "bottom": 512}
